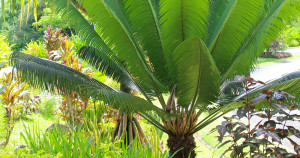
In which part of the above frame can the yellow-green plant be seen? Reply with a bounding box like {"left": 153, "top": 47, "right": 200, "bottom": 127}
{"left": 0, "top": 70, "right": 27, "bottom": 147}
{"left": 20, "top": 120, "right": 169, "bottom": 158}
{"left": 23, "top": 41, "right": 47, "bottom": 58}
{"left": 43, "top": 27, "right": 93, "bottom": 126}
{"left": 0, "top": 36, "right": 12, "bottom": 63}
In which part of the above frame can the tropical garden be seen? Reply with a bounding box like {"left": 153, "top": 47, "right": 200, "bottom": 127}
{"left": 0, "top": 0, "right": 300, "bottom": 158}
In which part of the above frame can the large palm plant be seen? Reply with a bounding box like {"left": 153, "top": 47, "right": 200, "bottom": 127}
{"left": 9, "top": 0, "right": 300, "bottom": 157}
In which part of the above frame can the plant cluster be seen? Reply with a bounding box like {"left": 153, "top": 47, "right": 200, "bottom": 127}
{"left": 0, "top": 63, "right": 37, "bottom": 147}
{"left": 0, "top": 36, "right": 12, "bottom": 62}
{"left": 23, "top": 41, "right": 47, "bottom": 58}
{"left": 281, "top": 21, "right": 300, "bottom": 47}
{"left": 8, "top": 0, "right": 300, "bottom": 157}
{"left": 214, "top": 76, "right": 300, "bottom": 158}
{"left": 261, "top": 39, "right": 290, "bottom": 59}
{"left": 42, "top": 27, "right": 94, "bottom": 125}
{"left": 19, "top": 120, "right": 169, "bottom": 158}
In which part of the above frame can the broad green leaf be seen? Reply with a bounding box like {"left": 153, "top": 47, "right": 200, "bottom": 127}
{"left": 206, "top": 0, "right": 237, "bottom": 51}
{"left": 160, "top": 0, "right": 210, "bottom": 86}
{"left": 172, "top": 38, "right": 220, "bottom": 107}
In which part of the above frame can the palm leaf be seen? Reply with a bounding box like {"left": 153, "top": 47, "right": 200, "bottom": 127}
{"left": 54, "top": 0, "right": 156, "bottom": 101}
{"left": 212, "top": 0, "right": 300, "bottom": 81}
{"left": 78, "top": 46, "right": 155, "bottom": 101}
{"left": 79, "top": 46, "right": 133, "bottom": 89}
{"left": 10, "top": 52, "right": 115, "bottom": 94}
{"left": 121, "top": 0, "right": 168, "bottom": 84}
{"left": 160, "top": 0, "right": 210, "bottom": 84}
{"left": 221, "top": 0, "right": 300, "bottom": 81}
{"left": 78, "top": 0, "right": 166, "bottom": 93}
{"left": 53, "top": 0, "right": 113, "bottom": 56}
{"left": 206, "top": 0, "right": 237, "bottom": 50}
{"left": 172, "top": 38, "right": 220, "bottom": 107}
{"left": 87, "top": 88, "right": 170, "bottom": 119}
{"left": 211, "top": 0, "right": 265, "bottom": 78}
{"left": 11, "top": 53, "right": 171, "bottom": 124}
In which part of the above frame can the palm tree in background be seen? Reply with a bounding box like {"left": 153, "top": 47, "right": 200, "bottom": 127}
{"left": 8, "top": 0, "right": 300, "bottom": 157}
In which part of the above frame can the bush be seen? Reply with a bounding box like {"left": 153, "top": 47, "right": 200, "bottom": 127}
{"left": 214, "top": 76, "right": 300, "bottom": 157}
{"left": 20, "top": 122, "right": 170, "bottom": 158}
{"left": 36, "top": 96, "right": 58, "bottom": 118}
{"left": 23, "top": 41, "right": 47, "bottom": 58}
{"left": 281, "top": 24, "right": 300, "bottom": 47}
{"left": 0, "top": 36, "right": 12, "bottom": 63}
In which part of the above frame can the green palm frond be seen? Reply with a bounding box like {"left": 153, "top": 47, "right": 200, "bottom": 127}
{"left": 121, "top": 0, "right": 168, "bottom": 84}
{"left": 87, "top": 87, "right": 170, "bottom": 120}
{"left": 160, "top": 0, "right": 210, "bottom": 83}
{"left": 54, "top": 0, "right": 163, "bottom": 100}
{"left": 10, "top": 52, "right": 115, "bottom": 94}
{"left": 79, "top": 46, "right": 133, "bottom": 89}
{"left": 172, "top": 38, "right": 220, "bottom": 107}
{"left": 11, "top": 52, "right": 170, "bottom": 126}
{"left": 211, "top": 0, "right": 265, "bottom": 78}
{"left": 213, "top": 0, "right": 300, "bottom": 81}
{"left": 206, "top": 0, "right": 237, "bottom": 50}
{"left": 77, "top": 0, "right": 168, "bottom": 100}
{"left": 78, "top": 46, "right": 155, "bottom": 101}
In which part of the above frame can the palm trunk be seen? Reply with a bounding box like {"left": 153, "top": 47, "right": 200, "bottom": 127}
{"left": 111, "top": 83, "right": 149, "bottom": 146}
{"left": 164, "top": 111, "right": 198, "bottom": 158}
{"left": 112, "top": 113, "right": 149, "bottom": 146}
{"left": 167, "top": 134, "right": 196, "bottom": 158}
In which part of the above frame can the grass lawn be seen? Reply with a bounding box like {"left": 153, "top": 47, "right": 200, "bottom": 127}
{"left": 0, "top": 111, "right": 61, "bottom": 156}
{"left": 258, "top": 54, "right": 300, "bottom": 66}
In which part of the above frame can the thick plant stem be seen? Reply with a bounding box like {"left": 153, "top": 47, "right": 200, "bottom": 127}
{"left": 111, "top": 112, "right": 149, "bottom": 146}
{"left": 167, "top": 134, "right": 196, "bottom": 158}
{"left": 122, "top": 113, "right": 128, "bottom": 140}
{"left": 67, "top": 94, "right": 74, "bottom": 128}
{"left": 133, "top": 117, "right": 149, "bottom": 145}
{"left": 111, "top": 121, "right": 120, "bottom": 141}
{"left": 3, "top": 109, "right": 14, "bottom": 147}
{"left": 128, "top": 120, "right": 133, "bottom": 143}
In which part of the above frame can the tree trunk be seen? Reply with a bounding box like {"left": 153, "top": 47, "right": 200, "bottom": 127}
{"left": 167, "top": 134, "right": 196, "bottom": 158}
{"left": 111, "top": 113, "right": 149, "bottom": 146}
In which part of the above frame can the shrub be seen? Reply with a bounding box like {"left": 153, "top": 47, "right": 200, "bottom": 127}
{"left": 0, "top": 36, "right": 12, "bottom": 63}
{"left": 36, "top": 95, "right": 58, "bottom": 118}
{"left": 214, "top": 76, "right": 300, "bottom": 157}
{"left": 281, "top": 25, "right": 300, "bottom": 47}
{"left": 23, "top": 41, "right": 47, "bottom": 58}
{"left": 20, "top": 121, "right": 170, "bottom": 158}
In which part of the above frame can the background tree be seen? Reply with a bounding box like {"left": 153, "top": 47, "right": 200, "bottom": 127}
{"left": 9, "top": 0, "right": 300, "bottom": 157}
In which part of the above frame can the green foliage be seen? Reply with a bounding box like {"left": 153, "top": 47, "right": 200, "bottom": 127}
{"left": 0, "top": 0, "right": 44, "bottom": 51}
{"left": 23, "top": 41, "right": 47, "bottom": 58}
{"left": 281, "top": 23, "right": 300, "bottom": 47}
{"left": 1, "top": 148, "right": 62, "bottom": 158}
{"left": 8, "top": 1, "right": 300, "bottom": 157}
{"left": 20, "top": 122, "right": 169, "bottom": 158}
{"left": 37, "top": 95, "right": 58, "bottom": 118}
{"left": 32, "top": 8, "right": 69, "bottom": 32}
{"left": 69, "top": 35, "right": 86, "bottom": 54}
{"left": 0, "top": 20, "right": 43, "bottom": 51}
{"left": 0, "top": 35, "right": 11, "bottom": 62}
{"left": 215, "top": 77, "right": 300, "bottom": 157}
